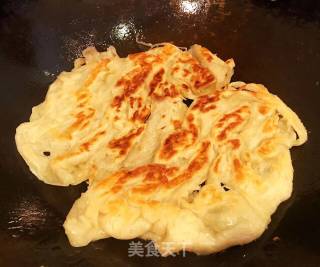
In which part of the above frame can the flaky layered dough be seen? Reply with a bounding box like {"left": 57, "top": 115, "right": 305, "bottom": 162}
{"left": 15, "top": 44, "right": 307, "bottom": 256}
{"left": 64, "top": 82, "right": 307, "bottom": 255}
{"left": 16, "top": 44, "right": 234, "bottom": 186}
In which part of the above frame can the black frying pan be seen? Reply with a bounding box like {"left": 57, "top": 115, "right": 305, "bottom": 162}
{"left": 1, "top": 0, "right": 320, "bottom": 266}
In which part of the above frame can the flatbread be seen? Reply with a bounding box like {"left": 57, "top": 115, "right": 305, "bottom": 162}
{"left": 15, "top": 44, "right": 234, "bottom": 186}
{"left": 16, "top": 43, "right": 307, "bottom": 256}
{"left": 64, "top": 82, "right": 307, "bottom": 255}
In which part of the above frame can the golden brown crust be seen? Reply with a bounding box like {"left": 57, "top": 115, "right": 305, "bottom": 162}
{"left": 159, "top": 114, "right": 198, "bottom": 160}
{"left": 108, "top": 127, "right": 145, "bottom": 156}
{"left": 191, "top": 94, "right": 220, "bottom": 112}
{"left": 216, "top": 106, "right": 250, "bottom": 141}
{"left": 96, "top": 140, "right": 210, "bottom": 195}
{"left": 62, "top": 82, "right": 307, "bottom": 255}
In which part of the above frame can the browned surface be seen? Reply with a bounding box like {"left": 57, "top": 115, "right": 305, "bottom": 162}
{"left": 105, "top": 141, "right": 210, "bottom": 194}
{"left": 192, "top": 94, "right": 220, "bottom": 112}
{"left": 216, "top": 106, "right": 250, "bottom": 141}
{"left": 159, "top": 113, "right": 198, "bottom": 160}
{"left": 108, "top": 127, "right": 144, "bottom": 155}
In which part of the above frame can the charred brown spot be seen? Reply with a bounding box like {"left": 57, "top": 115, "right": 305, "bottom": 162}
{"left": 183, "top": 69, "right": 191, "bottom": 77}
{"left": 112, "top": 66, "right": 151, "bottom": 109}
{"left": 76, "top": 92, "right": 89, "bottom": 101}
{"left": 168, "top": 141, "right": 210, "bottom": 187}
{"left": 213, "top": 157, "right": 221, "bottom": 173}
{"left": 149, "top": 67, "right": 179, "bottom": 101}
{"left": 63, "top": 60, "right": 108, "bottom": 139}
{"left": 81, "top": 130, "right": 106, "bottom": 151}
{"left": 75, "top": 60, "right": 109, "bottom": 103}
{"left": 177, "top": 57, "right": 194, "bottom": 64}
{"left": 228, "top": 139, "right": 241, "bottom": 149}
{"left": 200, "top": 47, "right": 214, "bottom": 62}
{"left": 192, "top": 94, "right": 219, "bottom": 112}
{"left": 112, "top": 95, "right": 124, "bottom": 110}
{"left": 102, "top": 142, "right": 209, "bottom": 194}
{"left": 62, "top": 108, "right": 96, "bottom": 139}
{"left": 187, "top": 114, "right": 194, "bottom": 122}
{"left": 110, "top": 164, "right": 177, "bottom": 194}
{"left": 75, "top": 59, "right": 109, "bottom": 102}
{"left": 121, "top": 142, "right": 209, "bottom": 192}
{"left": 219, "top": 112, "right": 242, "bottom": 124}
{"left": 191, "top": 62, "right": 215, "bottom": 89}
{"left": 218, "top": 121, "right": 242, "bottom": 141}
{"left": 79, "top": 121, "right": 90, "bottom": 130}
{"left": 84, "top": 59, "right": 109, "bottom": 86}
{"left": 217, "top": 106, "right": 250, "bottom": 141}
{"left": 137, "top": 97, "right": 142, "bottom": 108}
{"left": 131, "top": 106, "right": 151, "bottom": 123}
{"left": 176, "top": 55, "right": 215, "bottom": 89}
{"left": 149, "top": 68, "right": 165, "bottom": 96}
{"left": 172, "top": 120, "right": 182, "bottom": 130}
{"left": 116, "top": 66, "right": 151, "bottom": 96}
{"left": 171, "top": 66, "right": 179, "bottom": 75}
{"left": 159, "top": 114, "right": 198, "bottom": 160}
{"left": 108, "top": 127, "right": 144, "bottom": 155}
{"left": 129, "top": 97, "right": 135, "bottom": 108}
{"left": 259, "top": 105, "right": 269, "bottom": 115}
{"left": 187, "top": 141, "right": 210, "bottom": 173}
{"left": 151, "top": 84, "right": 179, "bottom": 101}
{"left": 182, "top": 83, "right": 189, "bottom": 90}
{"left": 233, "top": 158, "right": 243, "bottom": 180}
{"left": 160, "top": 131, "right": 189, "bottom": 159}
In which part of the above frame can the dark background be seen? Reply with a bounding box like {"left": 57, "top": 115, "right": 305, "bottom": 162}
{"left": 0, "top": 0, "right": 319, "bottom": 266}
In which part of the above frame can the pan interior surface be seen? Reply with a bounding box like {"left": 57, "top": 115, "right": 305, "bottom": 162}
{"left": 0, "top": 0, "right": 320, "bottom": 266}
